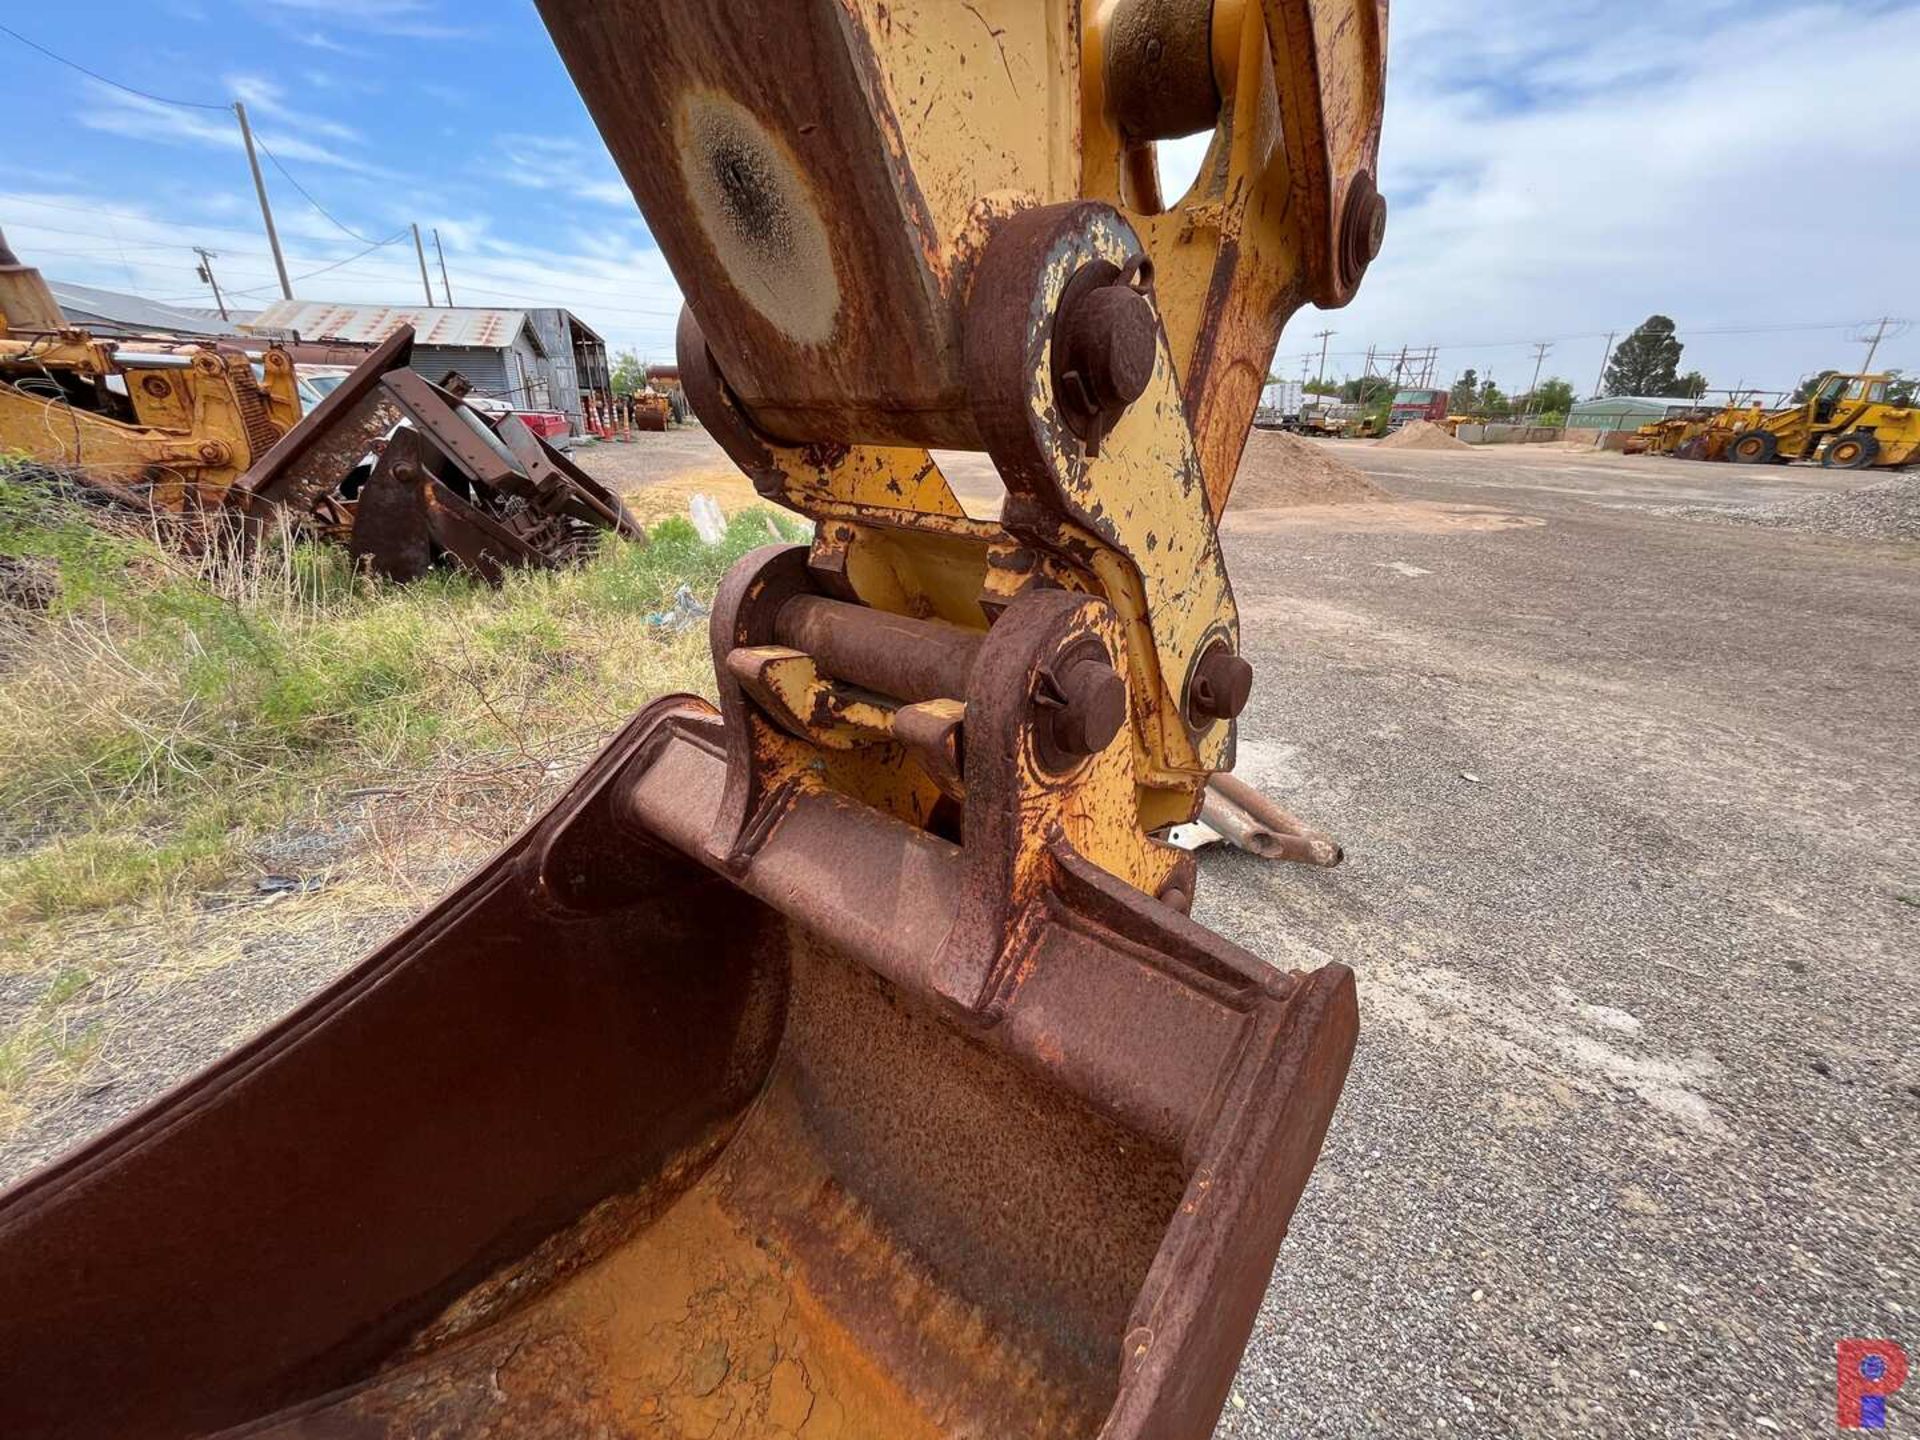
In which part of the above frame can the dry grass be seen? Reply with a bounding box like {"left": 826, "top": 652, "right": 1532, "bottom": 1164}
{"left": 0, "top": 463, "right": 804, "bottom": 1141}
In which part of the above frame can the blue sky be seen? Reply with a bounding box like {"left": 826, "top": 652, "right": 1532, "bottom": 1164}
{"left": 3, "top": 1, "right": 686, "bottom": 357}
{"left": 5, "top": 1, "right": 1918, "bottom": 394}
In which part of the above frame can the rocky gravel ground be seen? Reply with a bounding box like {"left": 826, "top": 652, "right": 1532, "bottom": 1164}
{"left": 1693, "top": 471, "right": 1920, "bottom": 542}
{"left": 1203, "top": 444, "right": 1917, "bottom": 1437}
{"left": 6, "top": 436, "right": 1913, "bottom": 1436}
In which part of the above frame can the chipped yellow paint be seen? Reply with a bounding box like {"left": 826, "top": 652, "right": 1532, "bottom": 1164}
{"left": 1002, "top": 598, "right": 1183, "bottom": 907}
{"left": 674, "top": 0, "right": 1384, "bottom": 889}
{"left": 0, "top": 334, "right": 299, "bottom": 510}
{"left": 1015, "top": 211, "right": 1238, "bottom": 782}
{"left": 848, "top": 0, "right": 1082, "bottom": 272}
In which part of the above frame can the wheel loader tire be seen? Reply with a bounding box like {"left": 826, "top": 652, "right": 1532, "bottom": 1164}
{"left": 1823, "top": 432, "right": 1880, "bottom": 469}
{"left": 1729, "top": 431, "right": 1778, "bottom": 465}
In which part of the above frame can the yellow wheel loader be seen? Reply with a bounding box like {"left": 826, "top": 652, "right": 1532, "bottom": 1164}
{"left": 1723, "top": 372, "right": 1919, "bottom": 469}
{"left": 0, "top": 232, "right": 300, "bottom": 514}
{"left": 0, "top": 3, "right": 1388, "bottom": 1436}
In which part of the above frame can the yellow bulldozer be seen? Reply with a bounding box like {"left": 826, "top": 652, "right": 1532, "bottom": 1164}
{"left": 0, "top": 3, "right": 1387, "bottom": 1437}
{"left": 0, "top": 231, "right": 300, "bottom": 514}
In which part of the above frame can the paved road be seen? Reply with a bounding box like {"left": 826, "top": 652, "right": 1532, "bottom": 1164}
{"left": 1202, "top": 445, "right": 1918, "bottom": 1436}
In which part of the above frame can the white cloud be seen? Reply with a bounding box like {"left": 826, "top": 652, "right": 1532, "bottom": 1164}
{"left": 1279, "top": 0, "right": 1920, "bottom": 394}
{"left": 293, "top": 32, "right": 366, "bottom": 56}
{"left": 74, "top": 82, "right": 396, "bottom": 180}
{"left": 488, "top": 134, "right": 635, "bottom": 209}
{"left": 4, "top": 187, "right": 687, "bottom": 359}
{"left": 31, "top": 0, "right": 1918, "bottom": 390}
{"left": 228, "top": 74, "right": 362, "bottom": 146}
{"left": 256, "top": 0, "right": 480, "bottom": 40}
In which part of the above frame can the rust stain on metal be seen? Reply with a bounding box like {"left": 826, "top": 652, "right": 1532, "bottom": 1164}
{"left": 677, "top": 90, "right": 843, "bottom": 349}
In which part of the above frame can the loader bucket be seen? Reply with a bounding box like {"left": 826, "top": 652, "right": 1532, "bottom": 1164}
{"left": 0, "top": 690, "right": 1355, "bottom": 1440}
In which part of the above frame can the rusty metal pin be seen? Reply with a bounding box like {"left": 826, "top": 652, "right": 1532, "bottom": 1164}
{"left": 1061, "top": 285, "right": 1156, "bottom": 414}
{"left": 1188, "top": 641, "right": 1254, "bottom": 724}
{"left": 1054, "top": 257, "right": 1159, "bottom": 457}
{"left": 1036, "top": 650, "right": 1128, "bottom": 765}
{"left": 1338, "top": 171, "right": 1388, "bottom": 291}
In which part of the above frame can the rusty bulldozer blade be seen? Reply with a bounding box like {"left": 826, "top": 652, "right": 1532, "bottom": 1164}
{"left": 232, "top": 326, "right": 642, "bottom": 582}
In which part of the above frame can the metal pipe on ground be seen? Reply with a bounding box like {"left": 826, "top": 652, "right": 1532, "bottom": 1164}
{"left": 1202, "top": 772, "right": 1345, "bottom": 867}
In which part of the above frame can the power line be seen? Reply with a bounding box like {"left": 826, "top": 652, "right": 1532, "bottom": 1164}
{"left": 2, "top": 195, "right": 288, "bottom": 242}
{"left": 193, "top": 247, "right": 229, "bottom": 320}
{"left": 6, "top": 199, "right": 686, "bottom": 308}
{"left": 1270, "top": 316, "right": 1899, "bottom": 369}
{"left": 0, "top": 21, "right": 229, "bottom": 110}
{"left": 216, "top": 229, "right": 411, "bottom": 298}
{"left": 254, "top": 139, "right": 388, "bottom": 246}
{"left": 433, "top": 227, "right": 453, "bottom": 306}
{"left": 0, "top": 23, "right": 394, "bottom": 290}
{"left": 1525, "top": 340, "right": 1552, "bottom": 403}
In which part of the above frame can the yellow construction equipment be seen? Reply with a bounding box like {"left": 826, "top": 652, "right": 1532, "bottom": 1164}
{"left": 0, "top": 3, "right": 1387, "bottom": 1436}
{"left": 1639, "top": 375, "right": 1920, "bottom": 468}
{"left": 1722, "top": 372, "right": 1920, "bottom": 468}
{"left": 0, "top": 230, "right": 300, "bottom": 514}
{"left": 631, "top": 386, "right": 671, "bottom": 431}
{"left": 1630, "top": 403, "right": 1743, "bottom": 459}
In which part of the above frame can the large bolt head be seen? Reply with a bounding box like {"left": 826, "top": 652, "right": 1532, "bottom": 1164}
{"left": 1061, "top": 283, "right": 1157, "bottom": 413}
{"left": 1339, "top": 171, "right": 1388, "bottom": 290}
{"left": 1052, "top": 654, "right": 1128, "bottom": 758}
{"left": 1188, "top": 642, "right": 1253, "bottom": 724}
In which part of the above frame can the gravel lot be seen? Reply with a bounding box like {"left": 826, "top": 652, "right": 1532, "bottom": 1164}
{"left": 8, "top": 435, "right": 1914, "bottom": 1436}
{"left": 1203, "top": 442, "right": 1918, "bottom": 1437}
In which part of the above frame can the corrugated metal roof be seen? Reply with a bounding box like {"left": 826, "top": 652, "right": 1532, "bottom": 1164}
{"left": 246, "top": 301, "right": 541, "bottom": 355}
{"left": 46, "top": 280, "right": 248, "bottom": 338}
{"left": 1569, "top": 395, "right": 1700, "bottom": 412}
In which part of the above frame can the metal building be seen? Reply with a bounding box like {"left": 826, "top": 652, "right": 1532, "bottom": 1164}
{"left": 246, "top": 301, "right": 609, "bottom": 436}
{"left": 525, "top": 308, "right": 612, "bottom": 432}
{"left": 1566, "top": 395, "right": 1703, "bottom": 432}
{"left": 45, "top": 279, "right": 256, "bottom": 339}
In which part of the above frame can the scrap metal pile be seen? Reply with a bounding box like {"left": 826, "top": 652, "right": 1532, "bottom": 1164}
{"left": 0, "top": 235, "right": 639, "bottom": 582}
{"left": 232, "top": 327, "right": 641, "bottom": 581}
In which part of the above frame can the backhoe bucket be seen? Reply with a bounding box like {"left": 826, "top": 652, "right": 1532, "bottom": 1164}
{"left": 0, "top": 691, "right": 1355, "bottom": 1440}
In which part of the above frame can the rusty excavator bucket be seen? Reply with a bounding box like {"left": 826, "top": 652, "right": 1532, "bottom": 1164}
{"left": 0, "top": 3, "right": 1387, "bottom": 1437}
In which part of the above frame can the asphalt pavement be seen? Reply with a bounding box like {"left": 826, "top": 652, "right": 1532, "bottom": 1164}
{"left": 1200, "top": 444, "right": 1918, "bottom": 1437}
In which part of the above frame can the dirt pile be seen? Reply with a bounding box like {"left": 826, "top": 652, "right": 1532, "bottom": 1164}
{"left": 1230, "top": 429, "right": 1384, "bottom": 509}
{"left": 1375, "top": 420, "right": 1471, "bottom": 452}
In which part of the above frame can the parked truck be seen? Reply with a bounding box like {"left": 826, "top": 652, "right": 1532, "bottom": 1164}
{"left": 1257, "top": 377, "right": 1305, "bottom": 428}
{"left": 1389, "top": 387, "right": 1448, "bottom": 429}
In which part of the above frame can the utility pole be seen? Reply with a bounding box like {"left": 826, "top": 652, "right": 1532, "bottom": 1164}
{"left": 1298, "top": 354, "right": 1309, "bottom": 387}
{"left": 1313, "top": 328, "right": 1335, "bottom": 386}
{"left": 1526, "top": 340, "right": 1552, "bottom": 412}
{"left": 411, "top": 224, "right": 435, "bottom": 306}
{"left": 233, "top": 102, "right": 292, "bottom": 300}
{"left": 1860, "top": 316, "right": 1892, "bottom": 372}
{"left": 192, "top": 247, "right": 229, "bottom": 320}
{"left": 1592, "top": 331, "right": 1615, "bottom": 398}
{"left": 432, "top": 227, "right": 454, "bottom": 306}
